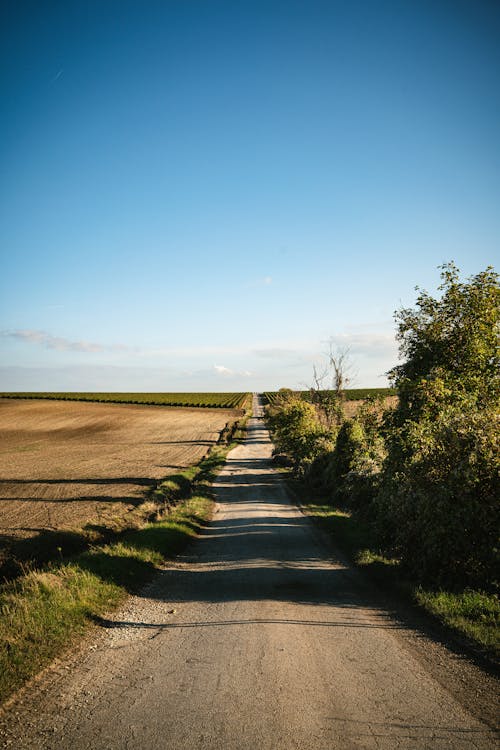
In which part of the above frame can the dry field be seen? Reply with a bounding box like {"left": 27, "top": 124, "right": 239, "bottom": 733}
{"left": 343, "top": 395, "right": 398, "bottom": 418}
{"left": 0, "top": 398, "right": 239, "bottom": 550}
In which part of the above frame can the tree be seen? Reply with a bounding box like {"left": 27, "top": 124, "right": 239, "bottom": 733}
{"left": 388, "top": 262, "right": 499, "bottom": 420}
{"left": 378, "top": 263, "right": 499, "bottom": 587}
{"left": 308, "top": 343, "right": 354, "bottom": 429}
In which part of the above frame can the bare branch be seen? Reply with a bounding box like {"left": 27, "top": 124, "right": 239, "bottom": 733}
{"left": 326, "top": 342, "right": 354, "bottom": 396}
{"left": 307, "top": 342, "right": 355, "bottom": 429}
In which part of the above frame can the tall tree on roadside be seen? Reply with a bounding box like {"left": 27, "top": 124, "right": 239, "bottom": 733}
{"left": 379, "top": 263, "right": 499, "bottom": 587}
{"left": 389, "top": 262, "right": 499, "bottom": 421}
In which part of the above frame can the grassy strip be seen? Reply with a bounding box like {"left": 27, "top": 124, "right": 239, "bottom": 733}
{"left": 0, "top": 440, "right": 239, "bottom": 705}
{"left": 298, "top": 499, "right": 499, "bottom": 661}
{"left": 414, "top": 588, "right": 499, "bottom": 656}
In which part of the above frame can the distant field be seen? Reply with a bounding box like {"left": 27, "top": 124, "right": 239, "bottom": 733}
{"left": 0, "top": 398, "right": 239, "bottom": 562}
{"left": 262, "top": 388, "right": 395, "bottom": 405}
{"left": 0, "top": 392, "right": 251, "bottom": 409}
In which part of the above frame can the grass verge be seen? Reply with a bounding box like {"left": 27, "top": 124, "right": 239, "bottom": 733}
{"left": 297, "top": 496, "right": 499, "bottom": 662}
{"left": 0, "top": 439, "right": 240, "bottom": 705}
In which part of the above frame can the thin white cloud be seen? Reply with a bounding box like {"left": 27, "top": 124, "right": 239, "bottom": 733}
{"left": 213, "top": 364, "right": 252, "bottom": 378}
{"left": 136, "top": 344, "right": 249, "bottom": 358}
{"left": 3, "top": 329, "right": 309, "bottom": 361}
{"left": 214, "top": 364, "right": 233, "bottom": 376}
{"left": 2, "top": 329, "right": 127, "bottom": 354}
{"left": 324, "top": 332, "right": 397, "bottom": 358}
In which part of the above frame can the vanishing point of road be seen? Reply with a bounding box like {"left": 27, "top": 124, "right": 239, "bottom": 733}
{"left": 0, "top": 395, "right": 498, "bottom": 749}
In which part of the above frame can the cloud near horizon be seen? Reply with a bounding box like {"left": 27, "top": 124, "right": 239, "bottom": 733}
{"left": 3, "top": 327, "right": 397, "bottom": 361}
{"left": 3, "top": 330, "right": 258, "bottom": 361}
{"left": 213, "top": 364, "right": 253, "bottom": 378}
{"left": 254, "top": 332, "right": 398, "bottom": 362}
{"left": 2, "top": 329, "right": 129, "bottom": 354}
{"left": 0, "top": 326, "right": 397, "bottom": 390}
{"left": 325, "top": 332, "right": 398, "bottom": 358}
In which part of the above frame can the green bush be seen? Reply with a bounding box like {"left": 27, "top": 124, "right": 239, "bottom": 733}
{"left": 377, "top": 263, "right": 499, "bottom": 588}
{"left": 377, "top": 404, "right": 499, "bottom": 588}
{"left": 312, "top": 419, "right": 368, "bottom": 504}
{"left": 306, "top": 396, "right": 387, "bottom": 509}
{"left": 268, "top": 398, "right": 333, "bottom": 474}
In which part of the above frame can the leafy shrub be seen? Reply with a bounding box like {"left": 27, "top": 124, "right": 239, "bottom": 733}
{"left": 268, "top": 398, "right": 333, "bottom": 474}
{"left": 306, "top": 397, "right": 387, "bottom": 509}
{"left": 377, "top": 404, "right": 499, "bottom": 588}
{"left": 378, "top": 263, "right": 499, "bottom": 588}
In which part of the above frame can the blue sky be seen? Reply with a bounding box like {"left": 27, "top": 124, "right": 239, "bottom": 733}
{"left": 1, "top": 0, "right": 499, "bottom": 391}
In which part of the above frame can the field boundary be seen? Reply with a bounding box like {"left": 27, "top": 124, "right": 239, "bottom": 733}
{"left": 0, "top": 392, "right": 252, "bottom": 410}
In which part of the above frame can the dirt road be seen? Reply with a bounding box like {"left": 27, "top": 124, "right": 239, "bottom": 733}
{"left": 0, "top": 396, "right": 498, "bottom": 749}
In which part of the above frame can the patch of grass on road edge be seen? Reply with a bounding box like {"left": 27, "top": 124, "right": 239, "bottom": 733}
{"left": 296, "top": 494, "right": 499, "bottom": 662}
{"left": 0, "top": 440, "right": 239, "bottom": 706}
{"left": 413, "top": 588, "right": 499, "bottom": 657}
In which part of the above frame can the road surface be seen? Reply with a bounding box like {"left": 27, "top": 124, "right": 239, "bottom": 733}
{"left": 0, "top": 395, "right": 498, "bottom": 749}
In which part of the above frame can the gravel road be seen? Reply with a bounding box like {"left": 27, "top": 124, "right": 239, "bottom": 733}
{"left": 0, "top": 396, "right": 498, "bottom": 749}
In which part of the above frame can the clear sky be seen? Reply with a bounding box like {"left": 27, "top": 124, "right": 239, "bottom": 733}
{"left": 1, "top": 0, "right": 499, "bottom": 392}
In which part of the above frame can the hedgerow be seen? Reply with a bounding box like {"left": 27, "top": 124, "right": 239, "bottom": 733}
{"left": 375, "top": 263, "right": 499, "bottom": 588}
{"left": 268, "top": 263, "right": 499, "bottom": 591}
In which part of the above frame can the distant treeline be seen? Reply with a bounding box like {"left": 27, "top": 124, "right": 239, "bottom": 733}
{"left": 263, "top": 388, "right": 395, "bottom": 406}
{"left": 0, "top": 392, "right": 251, "bottom": 410}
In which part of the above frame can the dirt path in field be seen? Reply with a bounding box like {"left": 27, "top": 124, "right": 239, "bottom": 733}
{"left": 0, "top": 395, "right": 498, "bottom": 749}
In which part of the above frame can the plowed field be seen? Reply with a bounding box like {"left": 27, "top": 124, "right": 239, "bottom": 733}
{"left": 0, "top": 399, "right": 239, "bottom": 549}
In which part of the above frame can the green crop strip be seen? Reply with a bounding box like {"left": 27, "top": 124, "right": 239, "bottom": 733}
{"left": 0, "top": 392, "right": 252, "bottom": 409}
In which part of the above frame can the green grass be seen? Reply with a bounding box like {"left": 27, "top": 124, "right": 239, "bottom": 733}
{"left": 0, "top": 495, "right": 211, "bottom": 703}
{"left": 0, "top": 565, "right": 124, "bottom": 699}
{"left": 0, "top": 391, "right": 251, "bottom": 410}
{"left": 299, "top": 499, "right": 499, "bottom": 660}
{"left": 0, "top": 435, "right": 243, "bottom": 704}
{"left": 299, "top": 503, "right": 398, "bottom": 572}
{"left": 414, "top": 588, "right": 499, "bottom": 654}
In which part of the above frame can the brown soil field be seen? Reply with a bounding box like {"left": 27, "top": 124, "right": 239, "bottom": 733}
{"left": 0, "top": 399, "right": 239, "bottom": 551}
